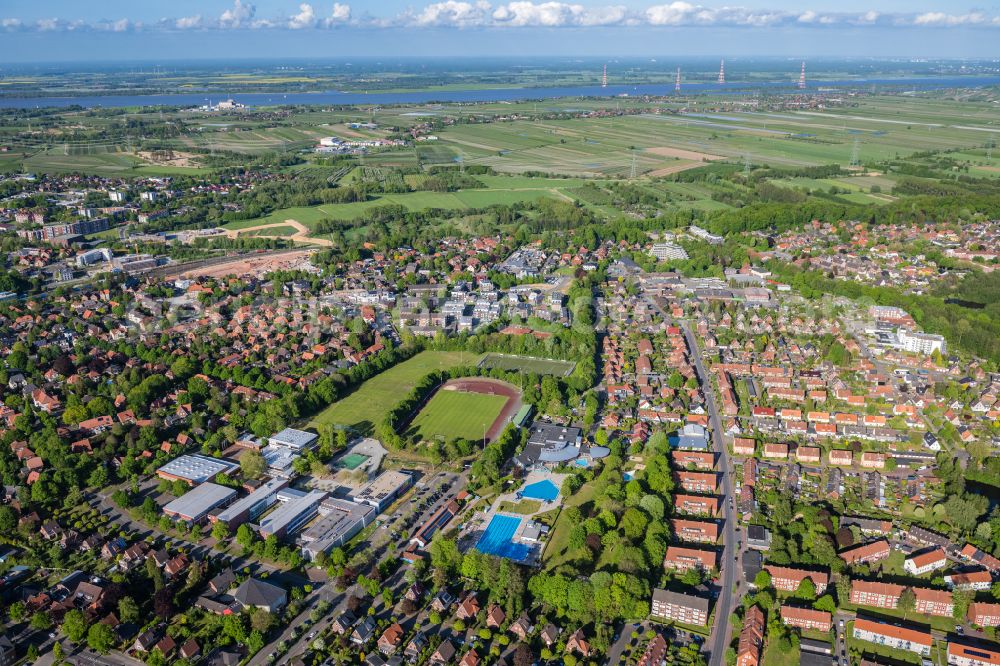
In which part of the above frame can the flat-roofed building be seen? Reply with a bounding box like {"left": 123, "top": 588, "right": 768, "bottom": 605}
{"left": 650, "top": 588, "right": 709, "bottom": 626}
{"left": 852, "top": 618, "right": 931, "bottom": 656}
{"left": 211, "top": 477, "right": 289, "bottom": 528}
{"left": 157, "top": 455, "right": 239, "bottom": 486}
{"left": 299, "top": 498, "right": 376, "bottom": 560}
{"left": 163, "top": 483, "right": 237, "bottom": 524}
{"left": 269, "top": 428, "right": 318, "bottom": 451}
{"left": 352, "top": 471, "right": 413, "bottom": 512}
{"left": 258, "top": 490, "right": 327, "bottom": 540}
{"left": 780, "top": 606, "right": 831, "bottom": 632}
{"left": 949, "top": 641, "right": 1000, "bottom": 666}
{"left": 671, "top": 519, "right": 719, "bottom": 544}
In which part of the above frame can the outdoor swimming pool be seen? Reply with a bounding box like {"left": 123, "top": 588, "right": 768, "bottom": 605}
{"left": 475, "top": 514, "right": 532, "bottom": 562}
{"left": 521, "top": 479, "right": 559, "bottom": 502}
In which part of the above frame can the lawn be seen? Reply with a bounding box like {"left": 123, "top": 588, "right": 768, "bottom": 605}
{"left": 308, "top": 350, "right": 481, "bottom": 434}
{"left": 478, "top": 353, "right": 576, "bottom": 377}
{"left": 542, "top": 479, "right": 598, "bottom": 569}
{"left": 496, "top": 499, "right": 543, "bottom": 515}
{"left": 408, "top": 390, "right": 508, "bottom": 442}
{"left": 762, "top": 640, "right": 800, "bottom": 666}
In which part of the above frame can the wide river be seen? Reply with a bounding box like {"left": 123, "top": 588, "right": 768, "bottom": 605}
{"left": 3, "top": 75, "right": 1000, "bottom": 109}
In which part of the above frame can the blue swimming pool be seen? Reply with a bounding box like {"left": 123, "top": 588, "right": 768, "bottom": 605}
{"left": 521, "top": 479, "right": 559, "bottom": 502}
{"left": 623, "top": 472, "right": 634, "bottom": 482}
{"left": 475, "top": 514, "right": 532, "bottom": 562}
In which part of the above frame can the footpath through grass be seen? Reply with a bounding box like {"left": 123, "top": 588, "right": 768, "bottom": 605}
{"left": 308, "top": 350, "right": 482, "bottom": 434}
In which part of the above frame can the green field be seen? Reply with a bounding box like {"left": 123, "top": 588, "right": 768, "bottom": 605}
{"left": 222, "top": 177, "right": 579, "bottom": 231}
{"left": 478, "top": 353, "right": 576, "bottom": 377}
{"left": 309, "top": 350, "right": 482, "bottom": 433}
{"left": 408, "top": 389, "right": 508, "bottom": 442}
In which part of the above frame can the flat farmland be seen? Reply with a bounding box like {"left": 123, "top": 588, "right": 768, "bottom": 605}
{"left": 309, "top": 350, "right": 482, "bottom": 434}
{"left": 432, "top": 98, "right": 997, "bottom": 175}
{"left": 408, "top": 390, "right": 509, "bottom": 442}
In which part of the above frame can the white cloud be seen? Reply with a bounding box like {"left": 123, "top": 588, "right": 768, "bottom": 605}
{"left": 491, "top": 2, "right": 627, "bottom": 27}
{"left": 219, "top": 0, "right": 255, "bottom": 28}
{"left": 645, "top": 2, "right": 697, "bottom": 25}
{"left": 329, "top": 3, "right": 351, "bottom": 23}
{"left": 176, "top": 15, "right": 203, "bottom": 30}
{"left": 414, "top": 1, "right": 490, "bottom": 27}
{"left": 4, "top": 3, "right": 1000, "bottom": 33}
{"left": 289, "top": 3, "right": 318, "bottom": 29}
{"left": 913, "top": 11, "right": 987, "bottom": 26}
{"left": 97, "top": 18, "right": 132, "bottom": 32}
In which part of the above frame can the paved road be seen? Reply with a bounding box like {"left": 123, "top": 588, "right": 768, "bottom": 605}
{"left": 605, "top": 623, "right": 641, "bottom": 665}
{"left": 681, "top": 321, "right": 738, "bottom": 666}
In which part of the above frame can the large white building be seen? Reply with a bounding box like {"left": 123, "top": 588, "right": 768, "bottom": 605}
{"left": 897, "top": 328, "right": 946, "bottom": 355}
{"left": 649, "top": 243, "right": 689, "bottom": 261}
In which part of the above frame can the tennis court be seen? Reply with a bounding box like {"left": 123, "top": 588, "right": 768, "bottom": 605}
{"left": 521, "top": 479, "right": 559, "bottom": 502}
{"left": 475, "top": 514, "right": 532, "bottom": 562}
{"left": 339, "top": 453, "right": 369, "bottom": 470}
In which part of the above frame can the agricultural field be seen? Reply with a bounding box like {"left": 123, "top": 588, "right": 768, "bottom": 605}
{"left": 407, "top": 389, "right": 509, "bottom": 442}
{"left": 426, "top": 96, "right": 1000, "bottom": 176}
{"left": 309, "top": 350, "right": 482, "bottom": 434}
{"left": 478, "top": 354, "right": 576, "bottom": 377}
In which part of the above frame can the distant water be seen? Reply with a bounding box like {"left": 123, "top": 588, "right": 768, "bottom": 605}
{"left": 2, "top": 75, "right": 1000, "bottom": 109}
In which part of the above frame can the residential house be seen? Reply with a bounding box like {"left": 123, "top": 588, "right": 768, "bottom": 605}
{"left": 840, "top": 540, "right": 891, "bottom": 566}
{"left": 852, "top": 618, "right": 931, "bottom": 656}
{"left": 780, "top": 606, "right": 832, "bottom": 632}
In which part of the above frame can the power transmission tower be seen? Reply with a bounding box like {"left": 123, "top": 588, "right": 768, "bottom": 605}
{"left": 743, "top": 154, "right": 751, "bottom": 177}
{"left": 850, "top": 138, "right": 860, "bottom": 167}
{"left": 987, "top": 134, "right": 995, "bottom": 161}
{"left": 629, "top": 151, "right": 637, "bottom": 179}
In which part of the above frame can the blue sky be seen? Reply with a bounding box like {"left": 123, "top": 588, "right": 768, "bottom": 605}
{"left": 1, "top": 1, "right": 999, "bottom": 61}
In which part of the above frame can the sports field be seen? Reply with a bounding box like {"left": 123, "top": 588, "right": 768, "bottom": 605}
{"left": 309, "top": 350, "right": 481, "bottom": 433}
{"left": 339, "top": 453, "right": 369, "bottom": 470}
{"left": 410, "top": 390, "right": 509, "bottom": 442}
{"left": 478, "top": 353, "right": 576, "bottom": 377}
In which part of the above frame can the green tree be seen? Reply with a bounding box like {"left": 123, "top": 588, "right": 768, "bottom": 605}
{"left": 754, "top": 569, "right": 772, "bottom": 590}
{"left": 8, "top": 600, "right": 25, "bottom": 622}
{"left": 87, "top": 622, "right": 116, "bottom": 654}
{"left": 898, "top": 587, "right": 916, "bottom": 620}
{"left": 795, "top": 577, "right": 816, "bottom": 601}
{"left": 240, "top": 450, "right": 266, "bottom": 479}
{"left": 30, "top": 611, "right": 52, "bottom": 631}
{"left": 118, "top": 597, "right": 139, "bottom": 624}
{"left": 62, "top": 609, "right": 89, "bottom": 643}
{"left": 212, "top": 521, "right": 230, "bottom": 542}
